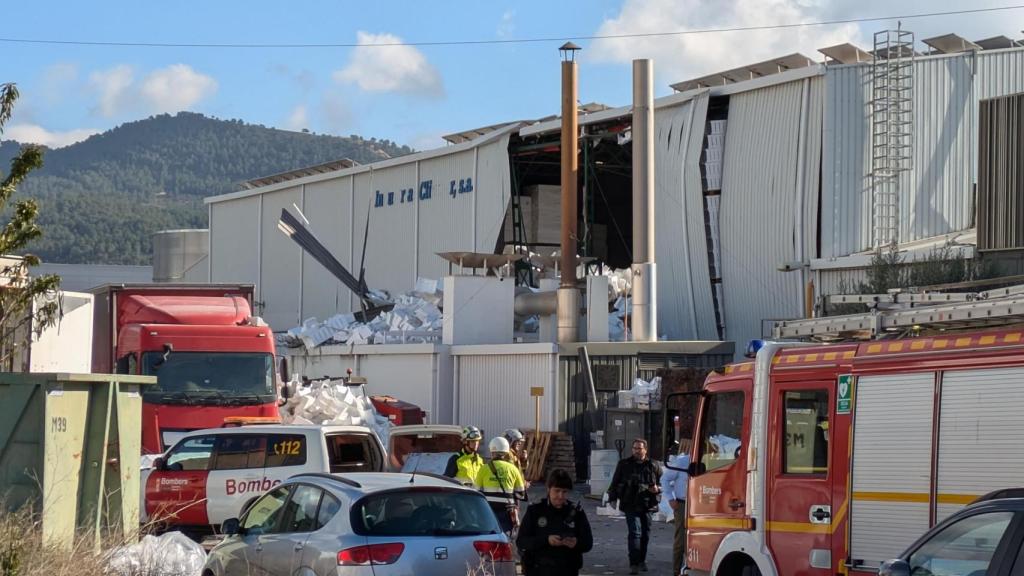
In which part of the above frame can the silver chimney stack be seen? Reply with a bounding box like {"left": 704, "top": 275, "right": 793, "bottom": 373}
{"left": 631, "top": 59, "right": 657, "bottom": 342}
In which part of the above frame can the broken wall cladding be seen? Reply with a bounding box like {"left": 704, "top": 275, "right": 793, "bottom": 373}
{"left": 558, "top": 351, "right": 732, "bottom": 478}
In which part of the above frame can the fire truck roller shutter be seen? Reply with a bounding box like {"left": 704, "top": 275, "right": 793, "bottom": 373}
{"left": 849, "top": 372, "right": 935, "bottom": 569}
{"left": 937, "top": 367, "right": 1024, "bottom": 523}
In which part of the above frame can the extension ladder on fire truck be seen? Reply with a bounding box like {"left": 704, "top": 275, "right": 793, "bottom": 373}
{"left": 773, "top": 283, "right": 1024, "bottom": 339}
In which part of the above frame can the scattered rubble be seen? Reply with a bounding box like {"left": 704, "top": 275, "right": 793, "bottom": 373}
{"left": 279, "top": 376, "right": 392, "bottom": 445}
{"left": 277, "top": 278, "right": 444, "bottom": 349}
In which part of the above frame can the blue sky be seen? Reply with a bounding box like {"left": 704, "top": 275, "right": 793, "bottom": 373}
{"left": 4, "top": 0, "right": 1023, "bottom": 150}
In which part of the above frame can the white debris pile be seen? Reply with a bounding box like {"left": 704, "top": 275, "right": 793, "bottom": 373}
{"left": 107, "top": 532, "right": 206, "bottom": 576}
{"left": 279, "top": 377, "right": 392, "bottom": 445}
{"left": 277, "top": 278, "right": 444, "bottom": 349}
{"left": 609, "top": 296, "right": 632, "bottom": 342}
{"left": 615, "top": 376, "right": 662, "bottom": 410}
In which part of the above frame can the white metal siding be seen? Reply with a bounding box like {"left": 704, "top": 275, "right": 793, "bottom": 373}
{"left": 822, "top": 48, "right": 1024, "bottom": 258}
{"left": 850, "top": 372, "right": 935, "bottom": 568}
{"left": 654, "top": 91, "right": 717, "bottom": 340}
{"left": 454, "top": 345, "right": 558, "bottom": 438}
{"left": 210, "top": 127, "right": 515, "bottom": 328}
{"left": 416, "top": 150, "right": 477, "bottom": 280}
{"left": 817, "top": 268, "right": 870, "bottom": 296}
{"left": 476, "top": 133, "right": 514, "bottom": 255}
{"left": 281, "top": 344, "right": 455, "bottom": 424}
{"left": 720, "top": 77, "right": 823, "bottom": 348}
{"left": 936, "top": 366, "right": 1024, "bottom": 523}
{"left": 360, "top": 163, "right": 419, "bottom": 297}
{"left": 301, "top": 176, "right": 354, "bottom": 322}
{"left": 259, "top": 186, "right": 303, "bottom": 330}
{"left": 209, "top": 197, "right": 260, "bottom": 286}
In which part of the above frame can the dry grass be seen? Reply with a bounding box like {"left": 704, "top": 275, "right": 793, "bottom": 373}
{"left": 0, "top": 503, "right": 203, "bottom": 576}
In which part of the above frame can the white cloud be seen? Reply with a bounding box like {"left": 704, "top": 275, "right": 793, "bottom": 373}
{"left": 140, "top": 64, "right": 218, "bottom": 114}
{"left": 409, "top": 132, "right": 445, "bottom": 151}
{"left": 590, "top": 0, "right": 862, "bottom": 85}
{"left": 285, "top": 104, "right": 309, "bottom": 131}
{"left": 334, "top": 31, "right": 444, "bottom": 97}
{"left": 497, "top": 10, "right": 516, "bottom": 38}
{"left": 89, "top": 65, "right": 135, "bottom": 117}
{"left": 41, "top": 63, "right": 78, "bottom": 105}
{"left": 5, "top": 124, "right": 100, "bottom": 148}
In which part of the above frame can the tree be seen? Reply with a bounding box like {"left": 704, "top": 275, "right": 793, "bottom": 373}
{"left": 0, "top": 83, "right": 60, "bottom": 369}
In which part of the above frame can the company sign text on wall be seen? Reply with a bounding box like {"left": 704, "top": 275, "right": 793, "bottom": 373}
{"left": 374, "top": 178, "right": 474, "bottom": 208}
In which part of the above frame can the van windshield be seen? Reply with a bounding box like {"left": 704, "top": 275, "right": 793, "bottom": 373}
{"left": 353, "top": 489, "right": 500, "bottom": 536}
{"left": 141, "top": 351, "right": 275, "bottom": 404}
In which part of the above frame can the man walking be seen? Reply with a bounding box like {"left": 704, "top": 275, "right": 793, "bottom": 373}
{"left": 662, "top": 440, "right": 691, "bottom": 575}
{"left": 607, "top": 438, "right": 662, "bottom": 574}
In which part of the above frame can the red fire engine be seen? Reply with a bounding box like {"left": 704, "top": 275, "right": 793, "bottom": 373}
{"left": 683, "top": 289, "right": 1024, "bottom": 576}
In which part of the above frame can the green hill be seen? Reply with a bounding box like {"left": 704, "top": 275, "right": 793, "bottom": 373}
{"left": 1, "top": 112, "right": 412, "bottom": 264}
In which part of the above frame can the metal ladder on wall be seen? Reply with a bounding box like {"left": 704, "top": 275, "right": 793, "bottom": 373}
{"left": 870, "top": 26, "right": 915, "bottom": 248}
{"left": 772, "top": 283, "right": 1024, "bottom": 339}
{"left": 509, "top": 162, "right": 534, "bottom": 286}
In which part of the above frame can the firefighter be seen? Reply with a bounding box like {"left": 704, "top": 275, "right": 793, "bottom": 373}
{"left": 503, "top": 428, "right": 529, "bottom": 477}
{"left": 444, "top": 425, "right": 484, "bottom": 485}
{"left": 475, "top": 436, "right": 527, "bottom": 534}
{"left": 607, "top": 438, "right": 662, "bottom": 574}
{"left": 517, "top": 468, "right": 594, "bottom": 576}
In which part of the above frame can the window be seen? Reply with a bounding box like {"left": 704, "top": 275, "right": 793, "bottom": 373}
{"left": 141, "top": 351, "right": 275, "bottom": 402}
{"left": 282, "top": 484, "right": 323, "bottom": 533}
{"left": 353, "top": 490, "right": 500, "bottom": 537}
{"left": 316, "top": 493, "right": 341, "bottom": 530}
{"left": 698, "top": 391, "right": 745, "bottom": 472}
{"left": 213, "top": 435, "right": 267, "bottom": 470}
{"left": 783, "top": 390, "right": 829, "bottom": 475}
{"left": 241, "top": 486, "right": 291, "bottom": 535}
{"left": 908, "top": 512, "right": 1014, "bottom": 576}
{"left": 166, "top": 436, "right": 216, "bottom": 471}
{"left": 265, "top": 434, "right": 307, "bottom": 467}
{"left": 327, "top": 434, "right": 378, "bottom": 473}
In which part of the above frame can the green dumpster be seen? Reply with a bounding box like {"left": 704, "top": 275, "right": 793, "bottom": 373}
{"left": 0, "top": 372, "right": 155, "bottom": 549}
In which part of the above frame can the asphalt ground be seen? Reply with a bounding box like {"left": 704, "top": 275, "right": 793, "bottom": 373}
{"left": 524, "top": 483, "right": 676, "bottom": 576}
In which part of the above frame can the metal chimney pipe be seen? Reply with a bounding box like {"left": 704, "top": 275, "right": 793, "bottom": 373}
{"left": 557, "top": 44, "right": 581, "bottom": 343}
{"left": 560, "top": 58, "right": 579, "bottom": 287}
{"left": 631, "top": 59, "right": 657, "bottom": 342}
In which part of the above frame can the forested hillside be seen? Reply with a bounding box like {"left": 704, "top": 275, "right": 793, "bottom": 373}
{"left": 1, "top": 112, "right": 412, "bottom": 264}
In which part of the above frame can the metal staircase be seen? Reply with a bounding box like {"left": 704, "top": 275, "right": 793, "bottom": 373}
{"left": 870, "top": 26, "right": 915, "bottom": 248}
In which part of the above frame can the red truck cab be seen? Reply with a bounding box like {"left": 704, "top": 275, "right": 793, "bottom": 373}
{"left": 91, "top": 285, "right": 279, "bottom": 454}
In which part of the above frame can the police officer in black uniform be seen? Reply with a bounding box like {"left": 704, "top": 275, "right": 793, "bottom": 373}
{"left": 516, "top": 468, "right": 594, "bottom": 576}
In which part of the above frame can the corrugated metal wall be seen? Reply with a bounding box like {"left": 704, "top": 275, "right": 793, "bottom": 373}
{"left": 209, "top": 197, "right": 260, "bottom": 289}
{"left": 654, "top": 91, "right": 718, "bottom": 340}
{"left": 301, "top": 176, "right": 354, "bottom": 321}
{"left": 208, "top": 127, "right": 516, "bottom": 330}
{"left": 453, "top": 345, "right": 558, "bottom": 440}
{"left": 720, "top": 77, "right": 823, "bottom": 347}
{"left": 978, "top": 92, "right": 1024, "bottom": 250}
{"left": 260, "top": 186, "right": 303, "bottom": 329}
{"left": 822, "top": 48, "right": 1024, "bottom": 258}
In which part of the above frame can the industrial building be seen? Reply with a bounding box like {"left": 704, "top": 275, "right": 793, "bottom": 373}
{"left": 206, "top": 31, "right": 1024, "bottom": 350}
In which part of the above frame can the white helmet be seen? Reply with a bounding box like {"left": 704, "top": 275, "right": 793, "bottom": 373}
{"left": 503, "top": 428, "right": 524, "bottom": 443}
{"left": 489, "top": 436, "right": 510, "bottom": 454}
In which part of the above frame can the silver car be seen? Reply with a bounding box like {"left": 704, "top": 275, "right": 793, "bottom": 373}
{"left": 203, "top": 472, "right": 515, "bottom": 576}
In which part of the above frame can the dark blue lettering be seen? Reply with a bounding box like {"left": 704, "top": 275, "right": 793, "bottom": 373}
{"left": 374, "top": 191, "right": 384, "bottom": 208}
{"left": 387, "top": 192, "right": 394, "bottom": 205}
{"left": 450, "top": 180, "right": 457, "bottom": 197}
{"left": 419, "top": 180, "right": 432, "bottom": 200}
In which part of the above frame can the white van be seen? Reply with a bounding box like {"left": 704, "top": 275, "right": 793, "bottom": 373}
{"left": 143, "top": 424, "right": 385, "bottom": 531}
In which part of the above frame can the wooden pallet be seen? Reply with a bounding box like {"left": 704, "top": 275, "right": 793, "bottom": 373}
{"left": 522, "top": 430, "right": 577, "bottom": 482}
